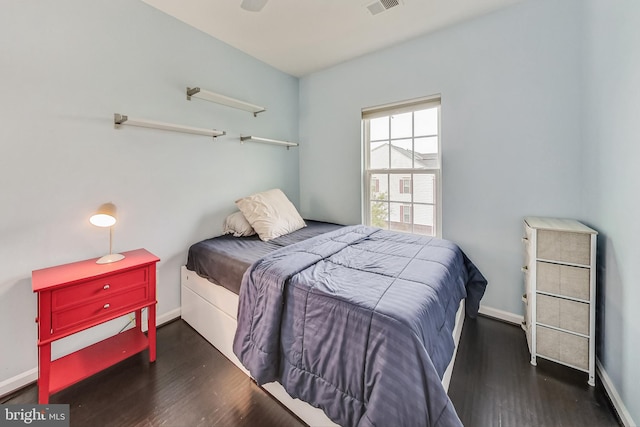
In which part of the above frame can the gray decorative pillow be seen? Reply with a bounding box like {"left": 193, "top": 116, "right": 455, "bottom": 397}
{"left": 222, "top": 211, "right": 256, "bottom": 237}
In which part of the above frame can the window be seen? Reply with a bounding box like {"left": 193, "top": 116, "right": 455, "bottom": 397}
{"left": 362, "top": 96, "right": 441, "bottom": 237}
{"left": 400, "top": 204, "right": 412, "bottom": 223}
{"left": 400, "top": 177, "right": 411, "bottom": 194}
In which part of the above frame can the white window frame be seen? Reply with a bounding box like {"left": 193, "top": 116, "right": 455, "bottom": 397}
{"left": 362, "top": 95, "right": 442, "bottom": 237}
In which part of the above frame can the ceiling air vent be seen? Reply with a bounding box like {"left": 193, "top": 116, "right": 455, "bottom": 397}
{"left": 367, "top": 0, "right": 401, "bottom": 15}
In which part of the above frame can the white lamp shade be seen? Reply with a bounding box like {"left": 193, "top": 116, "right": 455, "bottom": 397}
{"left": 89, "top": 203, "right": 118, "bottom": 227}
{"left": 90, "top": 213, "right": 116, "bottom": 227}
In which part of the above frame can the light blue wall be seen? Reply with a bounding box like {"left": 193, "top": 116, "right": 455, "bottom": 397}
{"left": 300, "top": 0, "right": 639, "bottom": 422}
{"left": 299, "top": 0, "right": 584, "bottom": 317}
{"left": 582, "top": 1, "right": 640, "bottom": 423}
{"left": 0, "top": 1, "right": 298, "bottom": 386}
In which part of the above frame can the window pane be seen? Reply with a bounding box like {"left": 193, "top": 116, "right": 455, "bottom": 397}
{"left": 390, "top": 112, "right": 412, "bottom": 139}
{"left": 370, "top": 200, "right": 389, "bottom": 229}
{"left": 415, "top": 136, "right": 438, "bottom": 154}
{"left": 390, "top": 139, "right": 413, "bottom": 169}
{"left": 370, "top": 173, "right": 388, "bottom": 199}
{"left": 413, "top": 204, "right": 435, "bottom": 236}
{"left": 414, "top": 137, "right": 439, "bottom": 169}
{"left": 389, "top": 174, "right": 412, "bottom": 203}
{"left": 414, "top": 108, "right": 438, "bottom": 136}
{"left": 414, "top": 174, "right": 435, "bottom": 203}
{"left": 370, "top": 117, "right": 389, "bottom": 141}
{"left": 370, "top": 141, "right": 389, "bottom": 169}
{"left": 389, "top": 202, "right": 412, "bottom": 233}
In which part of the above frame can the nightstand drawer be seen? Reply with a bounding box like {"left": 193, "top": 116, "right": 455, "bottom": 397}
{"left": 537, "top": 326, "right": 588, "bottom": 370}
{"left": 536, "top": 261, "right": 590, "bottom": 300}
{"left": 52, "top": 286, "right": 148, "bottom": 332}
{"left": 537, "top": 230, "right": 591, "bottom": 265}
{"left": 536, "top": 294, "right": 589, "bottom": 335}
{"left": 52, "top": 268, "right": 148, "bottom": 310}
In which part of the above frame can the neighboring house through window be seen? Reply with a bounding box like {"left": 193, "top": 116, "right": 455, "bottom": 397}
{"left": 362, "top": 96, "right": 441, "bottom": 236}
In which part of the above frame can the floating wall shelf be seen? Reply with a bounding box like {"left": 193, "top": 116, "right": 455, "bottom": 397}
{"left": 113, "top": 114, "right": 225, "bottom": 138}
{"left": 186, "top": 87, "right": 266, "bottom": 117}
{"left": 240, "top": 135, "right": 298, "bottom": 149}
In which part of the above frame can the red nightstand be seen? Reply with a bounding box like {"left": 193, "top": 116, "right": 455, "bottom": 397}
{"left": 32, "top": 248, "right": 160, "bottom": 404}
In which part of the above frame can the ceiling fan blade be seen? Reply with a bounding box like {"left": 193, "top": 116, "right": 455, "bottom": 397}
{"left": 240, "top": 0, "right": 269, "bottom": 12}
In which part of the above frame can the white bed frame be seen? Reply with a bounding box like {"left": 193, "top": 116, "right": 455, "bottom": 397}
{"left": 181, "top": 266, "right": 465, "bottom": 427}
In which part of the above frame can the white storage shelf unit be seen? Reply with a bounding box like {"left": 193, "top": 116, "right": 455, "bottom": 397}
{"left": 522, "top": 216, "right": 597, "bottom": 386}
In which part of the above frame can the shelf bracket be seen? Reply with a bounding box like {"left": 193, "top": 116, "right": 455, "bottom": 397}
{"left": 114, "top": 113, "right": 128, "bottom": 126}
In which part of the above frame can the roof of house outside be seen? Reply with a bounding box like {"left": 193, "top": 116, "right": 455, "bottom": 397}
{"left": 371, "top": 143, "right": 439, "bottom": 169}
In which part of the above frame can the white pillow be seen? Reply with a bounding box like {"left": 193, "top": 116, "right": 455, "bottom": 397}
{"left": 222, "top": 211, "right": 256, "bottom": 237}
{"left": 235, "top": 189, "right": 306, "bottom": 241}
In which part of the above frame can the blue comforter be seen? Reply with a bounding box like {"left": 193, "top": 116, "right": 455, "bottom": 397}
{"left": 233, "top": 225, "right": 487, "bottom": 427}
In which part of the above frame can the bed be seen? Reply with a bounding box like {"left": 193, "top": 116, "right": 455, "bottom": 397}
{"left": 181, "top": 219, "right": 487, "bottom": 427}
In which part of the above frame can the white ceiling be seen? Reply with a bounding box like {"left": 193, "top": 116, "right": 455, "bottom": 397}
{"left": 141, "top": 0, "right": 521, "bottom": 77}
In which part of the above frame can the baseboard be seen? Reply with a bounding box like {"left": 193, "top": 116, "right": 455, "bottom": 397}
{"left": 478, "top": 305, "right": 523, "bottom": 325}
{"left": 0, "top": 368, "right": 38, "bottom": 399}
{"left": 596, "top": 359, "right": 637, "bottom": 427}
{"left": 0, "top": 308, "right": 182, "bottom": 400}
{"left": 157, "top": 307, "right": 181, "bottom": 327}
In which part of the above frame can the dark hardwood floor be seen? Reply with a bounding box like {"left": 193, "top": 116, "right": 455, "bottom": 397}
{"left": 449, "top": 316, "right": 619, "bottom": 427}
{"left": 3, "top": 316, "right": 620, "bottom": 427}
{"left": 3, "top": 320, "right": 303, "bottom": 427}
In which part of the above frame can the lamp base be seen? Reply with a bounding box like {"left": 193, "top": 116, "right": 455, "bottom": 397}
{"left": 96, "top": 253, "right": 125, "bottom": 264}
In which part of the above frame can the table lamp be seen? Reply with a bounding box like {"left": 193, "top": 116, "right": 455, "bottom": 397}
{"left": 90, "top": 203, "right": 125, "bottom": 264}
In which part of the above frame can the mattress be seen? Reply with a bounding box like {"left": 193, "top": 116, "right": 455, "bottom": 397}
{"left": 185, "top": 220, "right": 343, "bottom": 294}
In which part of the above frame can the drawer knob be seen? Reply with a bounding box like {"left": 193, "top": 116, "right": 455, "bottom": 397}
{"left": 521, "top": 266, "right": 528, "bottom": 272}
{"left": 521, "top": 237, "right": 529, "bottom": 242}
{"left": 103, "top": 284, "right": 110, "bottom": 290}
{"left": 103, "top": 303, "right": 110, "bottom": 309}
